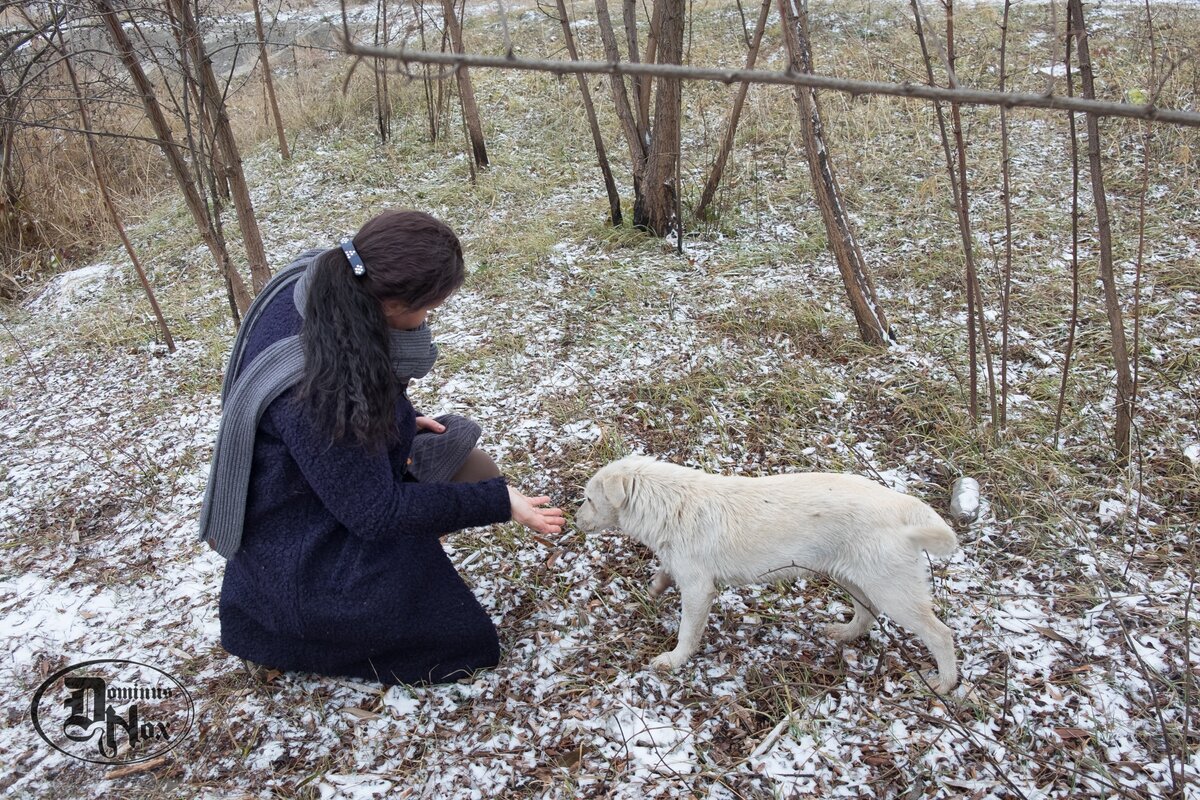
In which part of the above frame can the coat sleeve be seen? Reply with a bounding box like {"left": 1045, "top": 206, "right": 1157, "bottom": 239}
{"left": 265, "top": 396, "right": 511, "bottom": 540}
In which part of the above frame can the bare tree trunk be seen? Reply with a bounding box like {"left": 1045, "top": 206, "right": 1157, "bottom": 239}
{"left": 441, "top": 0, "right": 488, "bottom": 167}
{"left": 778, "top": 0, "right": 890, "bottom": 346}
{"left": 622, "top": 0, "right": 645, "bottom": 134}
{"left": 291, "top": 43, "right": 305, "bottom": 120}
{"left": 595, "top": 0, "right": 646, "bottom": 196}
{"left": 1068, "top": 0, "right": 1135, "bottom": 462}
{"left": 161, "top": 0, "right": 241, "bottom": 320}
{"left": 555, "top": 0, "right": 622, "bottom": 225}
{"left": 696, "top": 0, "right": 770, "bottom": 219}
{"left": 910, "top": 0, "right": 997, "bottom": 413}
{"left": 437, "top": 13, "right": 451, "bottom": 140}
{"left": 945, "top": 0, "right": 998, "bottom": 426}
{"left": 1054, "top": 30, "right": 1081, "bottom": 447}
{"left": 173, "top": 0, "right": 271, "bottom": 293}
{"left": 674, "top": 93, "right": 683, "bottom": 253}
{"left": 638, "top": 0, "right": 661, "bottom": 139}
{"left": 623, "top": 0, "right": 651, "bottom": 143}
{"left": 454, "top": 78, "right": 477, "bottom": 184}
{"left": 252, "top": 0, "right": 290, "bottom": 159}
{"left": 167, "top": 1, "right": 227, "bottom": 201}
{"left": 383, "top": 0, "right": 392, "bottom": 140}
{"left": 998, "top": 0, "right": 1013, "bottom": 429}
{"left": 0, "top": 71, "right": 24, "bottom": 267}
{"left": 410, "top": 0, "right": 440, "bottom": 142}
{"left": 1132, "top": 0, "right": 1157, "bottom": 436}
{"left": 57, "top": 41, "right": 175, "bottom": 351}
{"left": 95, "top": 0, "right": 251, "bottom": 318}
{"left": 633, "top": 0, "right": 684, "bottom": 236}
{"left": 374, "top": 0, "right": 392, "bottom": 143}
{"left": 0, "top": 72, "right": 20, "bottom": 211}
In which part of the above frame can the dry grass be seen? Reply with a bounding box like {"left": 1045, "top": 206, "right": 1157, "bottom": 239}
{"left": 0, "top": 108, "right": 164, "bottom": 298}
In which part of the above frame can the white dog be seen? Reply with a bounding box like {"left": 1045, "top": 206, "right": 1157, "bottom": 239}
{"left": 576, "top": 455, "right": 959, "bottom": 692}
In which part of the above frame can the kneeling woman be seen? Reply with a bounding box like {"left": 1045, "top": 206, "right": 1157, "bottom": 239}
{"left": 200, "top": 210, "right": 563, "bottom": 685}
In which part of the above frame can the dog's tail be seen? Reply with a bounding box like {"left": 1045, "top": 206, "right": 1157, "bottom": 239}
{"left": 903, "top": 511, "right": 958, "bottom": 557}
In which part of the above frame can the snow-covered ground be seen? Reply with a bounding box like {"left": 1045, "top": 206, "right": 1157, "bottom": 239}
{"left": 2, "top": 0, "right": 1198, "bottom": 796}
{"left": 4, "top": 225, "right": 1195, "bottom": 797}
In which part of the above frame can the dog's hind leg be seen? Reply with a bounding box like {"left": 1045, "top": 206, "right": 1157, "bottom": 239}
{"left": 825, "top": 578, "right": 878, "bottom": 643}
{"left": 649, "top": 568, "right": 675, "bottom": 598}
{"left": 863, "top": 574, "right": 957, "bottom": 692}
{"left": 651, "top": 580, "right": 716, "bottom": 671}
{"left": 885, "top": 602, "right": 957, "bottom": 693}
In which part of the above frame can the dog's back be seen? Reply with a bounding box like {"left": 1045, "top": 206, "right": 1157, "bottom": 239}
{"left": 615, "top": 456, "right": 957, "bottom": 563}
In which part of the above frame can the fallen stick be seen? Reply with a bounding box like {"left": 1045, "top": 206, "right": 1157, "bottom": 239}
{"left": 104, "top": 756, "right": 169, "bottom": 780}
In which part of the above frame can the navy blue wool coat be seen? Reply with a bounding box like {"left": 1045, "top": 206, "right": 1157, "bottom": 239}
{"left": 218, "top": 283, "right": 511, "bottom": 684}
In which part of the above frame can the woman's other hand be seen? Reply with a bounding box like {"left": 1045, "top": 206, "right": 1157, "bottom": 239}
{"left": 507, "top": 487, "right": 566, "bottom": 535}
{"left": 415, "top": 416, "right": 446, "bottom": 433}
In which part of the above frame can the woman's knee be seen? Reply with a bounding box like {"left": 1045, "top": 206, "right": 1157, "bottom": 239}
{"left": 451, "top": 448, "right": 501, "bottom": 482}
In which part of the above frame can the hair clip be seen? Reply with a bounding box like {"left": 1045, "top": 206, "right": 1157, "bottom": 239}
{"left": 339, "top": 236, "right": 366, "bottom": 277}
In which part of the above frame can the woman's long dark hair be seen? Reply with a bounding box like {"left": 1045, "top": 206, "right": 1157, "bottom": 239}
{"left": 299, "top": 210, "right": 465, "bottom": 447}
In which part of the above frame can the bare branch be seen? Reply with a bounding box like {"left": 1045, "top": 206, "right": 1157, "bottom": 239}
{"left": 342, "top": 40, "right": 1200, "bottom": 127}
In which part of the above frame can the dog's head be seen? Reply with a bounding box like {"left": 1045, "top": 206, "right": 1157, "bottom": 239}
{"left": 576, "top": 455, "right": 653, "bottom": 534}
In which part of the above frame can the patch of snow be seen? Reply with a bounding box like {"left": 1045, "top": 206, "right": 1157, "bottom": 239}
{"left": 26, "top": 263, "right": 119, "bottom": 312}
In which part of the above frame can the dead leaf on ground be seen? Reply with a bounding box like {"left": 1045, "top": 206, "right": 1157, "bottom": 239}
{"left": 342, "top": 707, "right": 383, "bottom": 722}
{"left": 1054, "top": 727, "right": 1092, "bottom": 741}
{"left": 1032, "top": 625, "right": 1079, "bottom": 648}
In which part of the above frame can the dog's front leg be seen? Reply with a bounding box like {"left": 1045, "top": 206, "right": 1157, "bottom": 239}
{"left": 651, "top": 580, "right": 716, "bottom": 671}
{"left": 649, "top": 568, "right": 674, "bottom": 598}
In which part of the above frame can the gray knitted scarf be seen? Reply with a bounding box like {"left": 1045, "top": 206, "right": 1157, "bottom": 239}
{"left": 198, "top": 249, "right": 441, "bottom": 558}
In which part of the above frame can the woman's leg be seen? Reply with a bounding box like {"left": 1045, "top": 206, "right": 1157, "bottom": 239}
{"left": 451, "top": 448, "right": 501, "bottom": 482}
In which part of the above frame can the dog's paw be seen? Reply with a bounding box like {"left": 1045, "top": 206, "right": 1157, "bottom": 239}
{"left": 825, "top": 622, "right": 865, "bottom": 643}
{"left": 650, "top": 652, "right": 684, "bottom": 672}
{"left": 925, "top": 671, "right": 958, "bottom": 694}
{"left": 648, "top": 570, "right": 674, "bottom": 599}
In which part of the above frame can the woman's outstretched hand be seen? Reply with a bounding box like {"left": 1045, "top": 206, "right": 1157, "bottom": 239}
{"left": 507, "top": 487, "right": 566, "bottom": 535}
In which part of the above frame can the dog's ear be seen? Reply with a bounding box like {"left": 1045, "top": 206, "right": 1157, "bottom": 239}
{"left": 600, "top": 470, "right": 635, "bottom": 509}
